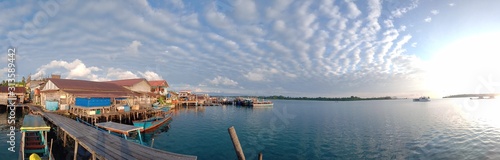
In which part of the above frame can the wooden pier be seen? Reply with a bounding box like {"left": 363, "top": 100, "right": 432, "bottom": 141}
{"left": 68, "top": 105, "right": 166, "bottom": 125}
{"left": 29, "top": 105, "right": 197, "bottom": 160}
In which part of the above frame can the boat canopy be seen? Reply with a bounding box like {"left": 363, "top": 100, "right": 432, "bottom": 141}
{"left": 20, "top": 115, "right": 50, "bottom": 132}
{"left": 95, "top": 121, "right": 143, "bottom": 135}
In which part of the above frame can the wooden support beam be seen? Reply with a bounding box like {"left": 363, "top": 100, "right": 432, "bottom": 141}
{"left": 63, "top": 131, "right": 67, "bottom": 147}
{"left": 74, "top": 140, "right": 79, "bottom": 160}
{"left": 50, "top": 139, "right": 54, "bottom": 160}
{"left": 21, "top": 132, "right": 25, "bottom": 160}
{"left": 228, "top": 126, "right": 245, "bottom": 160}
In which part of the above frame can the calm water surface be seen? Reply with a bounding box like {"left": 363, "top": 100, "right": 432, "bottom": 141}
{"left": 155, "top": 99, "right": 500, "bottom": 160}
{"left": 2, "top": 99, "right": 500, "bottom": 159}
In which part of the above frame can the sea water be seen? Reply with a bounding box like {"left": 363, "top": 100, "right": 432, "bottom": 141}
{"left": 2, "top": 98, "right": 500, "bottom": 159}
{"left": 155, "top": 99, "right": 500, "bottom": 159}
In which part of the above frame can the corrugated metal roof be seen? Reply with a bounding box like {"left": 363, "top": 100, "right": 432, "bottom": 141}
{"left": 0, "top": 86, "right": 26, "bottom": 93}
{"left": 133, "top": 91, "right": 158, "bottom": 97}
{"left": 148, "top": 80, "right": 169, "bottom": 87}
{"left": 106, "top": 78, "right": 148, "bottom": 87}
{"left": 48, "top": 78, "right": 129, "bottom": 91}
{"left": 64, "top": 90, "right": 132, "bottom": 98}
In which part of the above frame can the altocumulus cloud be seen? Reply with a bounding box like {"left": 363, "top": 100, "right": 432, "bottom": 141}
{"left": 2, "top": 0, "right": 429, "bottom": 96}
{"left": 207, "top": 76, "right": 238, "bottom": 86}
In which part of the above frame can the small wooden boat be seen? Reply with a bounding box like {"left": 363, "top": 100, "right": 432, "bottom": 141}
{"left": 20, "top": 115, "right": 53, "bottom": 160}
{"left": 133, "top": 114, "right": 172, "bottom": 133}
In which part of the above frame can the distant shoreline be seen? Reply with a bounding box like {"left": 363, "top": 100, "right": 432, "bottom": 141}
{"left": 443, "top": 93, "right": 499, "bottom": 99}
{"left": 231, "top": 95, "right": 398, "bottom": 101}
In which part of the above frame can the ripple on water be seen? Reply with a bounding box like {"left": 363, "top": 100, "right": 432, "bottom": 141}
{"left": 154, "top": 100, "right": 500, "bottom": 159}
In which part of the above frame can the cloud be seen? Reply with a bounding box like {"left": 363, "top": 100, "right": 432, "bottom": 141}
{"left": 243, "top": 68, "right": 297, "bottom": 82}
{"left": 430, "top": 10, "right": 439, "bottom": 15}
{"left": 32, "top": 59, "right": 164, "bottom": 81}
{"left": 138, "top": 71, "right": 163, "bottom": 80}
{"left": 244, "top": 70, "right": 266, "bottom": 82}
{"left": 168, "top": 0, "right": 185, "bottom": 9}
{"left": 424, "top": 17, "right": 432, "bottom": 22}
{"left": 6, "top": 0, "right": 431, "bottom": 97}
{"left": 31, "top": 59, "right": 101, "bottom": 80}
{"left": 386, "top": 0, "right": 419, "bottom": 19}
{"left": 345, "top": 1, "right": 362, "bottom": 19}
{"left": 233, "top": 0, "right": 258, "bottom": 22}
{"left": 411, "top": 42, "right": 417, "bottom": 47}
{"left": 106, "top": 67, "right": 138, "bottom": 80}
{"left": 449, "top": 3, "right": 455, "bottom": 7}
{"left": 125, "top": 40, "right": 142, "bottom": 55}
{"left": 0, "top": 67, "right": 8, "bottom": 80}
{"left": 207, "top": 76, "right": 238, "bottom": 86}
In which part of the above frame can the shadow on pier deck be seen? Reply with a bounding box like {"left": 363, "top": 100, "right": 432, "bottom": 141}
{"left": 29, "top": 105, "right": 197, "bottom": 160}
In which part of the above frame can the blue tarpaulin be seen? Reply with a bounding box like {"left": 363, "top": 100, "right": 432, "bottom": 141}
{"left": 75, "top": 97, "right": 111, "bottom": 107}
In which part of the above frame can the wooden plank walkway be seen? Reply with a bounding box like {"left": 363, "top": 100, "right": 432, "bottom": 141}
{"left": 29, "top": 106, "right": 197, "bottom": 160}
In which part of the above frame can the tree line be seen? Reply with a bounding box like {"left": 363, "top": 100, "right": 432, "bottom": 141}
{"left": 257, "top": 95, "right": 393, "bottom": 101}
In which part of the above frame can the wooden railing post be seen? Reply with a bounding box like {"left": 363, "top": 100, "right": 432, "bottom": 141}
{"left": 228, "top": 126, "right": 245, "bottom": 160}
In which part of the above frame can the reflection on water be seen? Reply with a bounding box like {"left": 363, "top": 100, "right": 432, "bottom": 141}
{"left": 142, "top": 119, "right": 172, "bottom": 145}
{"left": 152, "top": 99, "right": 500, "bottom": 159}
{"left": 2, "top": 99, "right": 500, "bottom": 159}
{"left": 0, "top": 107, "right": 25, "bottom": 159}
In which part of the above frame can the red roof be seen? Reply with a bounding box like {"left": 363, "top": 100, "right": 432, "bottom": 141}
{"left": 47, "top": 78, "right": 128, "bottom": 91}
{"left": 148, "top": 80, "right": 169, "bottom": 87}
{"left": 44, "top": 78, "right": 133, "bottom": 97}
{"left": 106, "top": 79, "right": 148, "bottom": 87}
{"left": 0, "top": 86, "right": 26, "bottom": 93}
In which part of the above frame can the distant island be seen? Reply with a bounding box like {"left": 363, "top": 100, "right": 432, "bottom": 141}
{"left": 443, "top": 93, "right": 498, "bottom": 99}
{"left": 256, "top": 95, "right": 395, "bottom": 101}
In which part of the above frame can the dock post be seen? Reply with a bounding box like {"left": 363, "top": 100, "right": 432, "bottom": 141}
{"left": 63, "top": 131, "right": 67, "bottom": 147}
{"left": 151, "top": 138, "right": 155, "bottom": 148}
{"left": 228, "top": 126, "right": 245, "bottom": 160}
{"left": 74, "top": 140, "right": 79, "bottom": 160}
{"left": 50, "top": 139, "right": 54, "bottom": 160}
{"left": 21, "top": 132, "right": 25, "bottom": 160}
{"left": 258, "top": 152, "right": 263, "bottom": 160}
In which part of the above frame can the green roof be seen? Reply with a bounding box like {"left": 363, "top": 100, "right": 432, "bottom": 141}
{"left": 20, "top": 115, "right": 50, "bottom": 132}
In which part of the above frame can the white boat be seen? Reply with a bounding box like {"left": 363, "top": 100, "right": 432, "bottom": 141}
{"left": 252, "top": 99, "right": 273, "bottom": 107}
{"left": 413, "top": 96, "right": 430, "bottom": 102}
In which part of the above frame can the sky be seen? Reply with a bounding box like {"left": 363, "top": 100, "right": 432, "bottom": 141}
{"left": 2, "top": 0, "right": 500, "bottom": 98}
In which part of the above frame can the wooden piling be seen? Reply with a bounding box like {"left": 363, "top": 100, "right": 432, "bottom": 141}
{"left": 50, "top": 139, "right": 54, "bottom": 159}
{"left": 150, "top": 138, "right": 155, "bottom": 148}
{"left": 228, "top": 126, "right": 245, "bottom": 160}
{"left": 74, "top": 140, "right": 79, "bottom": 160}
{"left": 258, "top": 152, "right": 263, "bottom": 160}
{"left": 63, "top": 129, "right": 67, "bottom": 147}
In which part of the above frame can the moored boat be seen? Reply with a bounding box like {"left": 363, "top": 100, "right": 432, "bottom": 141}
{"left": 413, "top": 96, "right": 430, "bottom": 102}
{"left": 252, "top": 99, "right": 273, "bottom": 107}
{"left": 234, "top": 97, "right": 253, "bottom": 106}
{"left": 20, "top": 115, "right": 53, "bottom": 160}
{"left": 133, "top": 113, "right": 172, "bottom": 133}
